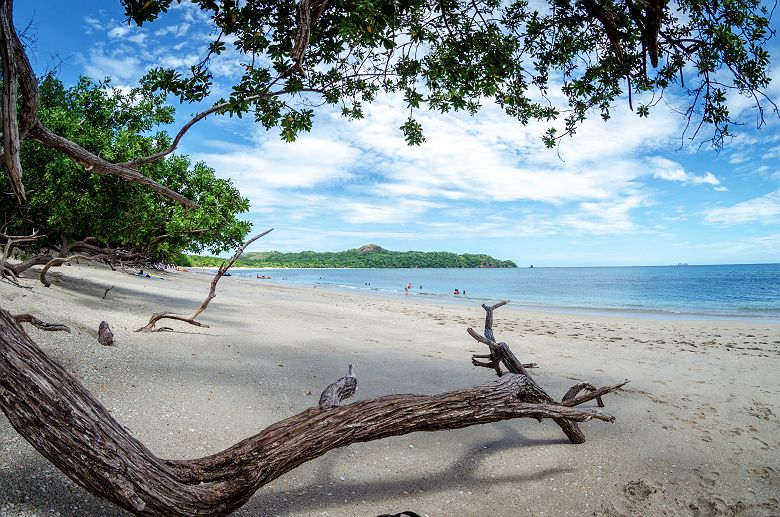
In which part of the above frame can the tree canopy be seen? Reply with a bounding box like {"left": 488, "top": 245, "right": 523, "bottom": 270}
{"left": 123, "top": 0, "right": 776, "bottom": 150}
{"left": 1, "top": 0, "right": 777, "bottom": 212}
{"left": 1, "top": 76, "right": 250, "bottom": 262}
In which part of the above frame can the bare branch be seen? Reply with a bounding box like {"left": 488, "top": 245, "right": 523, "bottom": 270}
{"left": 138, "top": 228, "right": 274, "bottom": 331}
{"left": 40, "top": 250, "right": 147, "bottom": 288}
{"left": 467, "top": 301, "right": 627, "bottom": 443}
{"left": 562, "top": 380, "right": 629, "bottom": 407}
{"left": 13, "top": 313, "right": 71, "bottom": 332}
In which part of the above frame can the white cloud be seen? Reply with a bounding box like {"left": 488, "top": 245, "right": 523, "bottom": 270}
{"left": 559, "top": 194, "right": 649, "bottom": 235}
{"left": 107, "top": 25, "right": 131, "bottom": 39}
{"left": 649, "top": 157, "right": 720, "bottom": 185}
{"left": 192, "top": 134, "right": 360, "bottom": 206}
{"left": 339, "top": 199, "right": 445, "bottom": 224}
{"left": 703, "top": 189, "right": 780, "bottom": 225}
{"left": 81, "top": 50, "right": 142, "bottom": 83}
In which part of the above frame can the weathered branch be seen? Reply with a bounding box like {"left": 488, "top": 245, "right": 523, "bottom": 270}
{"left": 0, "top": 0, "right": 24, "bottom": 201}
{"left": 137, "top": 228, "right": 273, "bottom": 332}
{"left": 40, "top": 250, "right": 147, "bottom": 288}
{"left": 467, "top": 301, "right": 626, "bottom": 444}
{"left": 319, "top": 364, "right": 357, "bottom": 408}
{"left": 562, "top": 380, "right": 629, "bottom": 407}
{"left": 0, "top": 306, "right": 614, "bottom": 516}
{"left": 13, "top": 313, "right": 71, "bottom": 332}
{"left": 4, "top": 253, "right": 51, "bottom": 276}
{"left": 27, "top": 122, "right": 198, "bottom": 209}
{"left": 0, "top": 229, "right": 38, "bottom": 282}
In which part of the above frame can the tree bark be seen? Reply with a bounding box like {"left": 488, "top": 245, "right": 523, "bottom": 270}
{"left": 4, "top": 253, "right": 50, "bottom": 276}
{"left": 0, "top": 306, "right": 615, "bottom": 515}
{"left": 0, "top": 0, "right": 24, "bottom": 202}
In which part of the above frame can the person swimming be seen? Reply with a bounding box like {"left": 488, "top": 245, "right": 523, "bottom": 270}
{"left": 453, "top": 289, "right": 460, "bottom": 295}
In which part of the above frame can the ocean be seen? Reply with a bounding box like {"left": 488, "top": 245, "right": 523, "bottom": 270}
{"left": 229, "top": 263, "right": 780, "bottom": 320}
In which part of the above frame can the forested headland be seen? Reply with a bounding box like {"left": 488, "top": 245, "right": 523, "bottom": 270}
{"left": 183, "top": 244, "right": 517, "bottom": 268}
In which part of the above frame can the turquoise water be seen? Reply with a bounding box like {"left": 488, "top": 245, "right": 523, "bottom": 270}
{"left": 231, "top": 263, "right": 780, "bottom": 320}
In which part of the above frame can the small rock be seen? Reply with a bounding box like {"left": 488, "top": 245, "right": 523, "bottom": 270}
{"left": 98, "top": 321, "right": 114, "bottom": 346}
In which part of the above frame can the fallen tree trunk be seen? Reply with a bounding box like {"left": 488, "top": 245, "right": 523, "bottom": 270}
{"left": 0, "top": 304, "right": 622, "bottom": 515}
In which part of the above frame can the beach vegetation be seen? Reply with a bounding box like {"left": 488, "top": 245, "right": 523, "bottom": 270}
{"left": 0, "top": 76, "right": 251, "bottom": 264}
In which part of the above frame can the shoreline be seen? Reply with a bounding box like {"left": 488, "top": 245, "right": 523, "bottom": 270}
{"left": 192, "top": 267, "right": 780, "bottom": 323}
{"left": 1, "top": 263, "right": 778, "bottom": 516}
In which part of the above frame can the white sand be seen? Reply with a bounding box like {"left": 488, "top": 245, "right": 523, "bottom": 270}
{"left": 1, "top": 263, "right": 778, "bottom": 516}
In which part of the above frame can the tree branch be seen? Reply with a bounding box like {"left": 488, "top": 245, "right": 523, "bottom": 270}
{"left": 13, "top": 313, "right": 71, "bottom": 332}
{"left": 27, "top": 122, "right": 198, "bottom": 209}
{"left": 137, "top": 228, "right": 273, "bottom": 331}
{"left": 0, "top": 0, "right": 24, "bottom": 201}
{"left": 0, "top": 306, "right": 614, "bottom": 516}
{"left": 467, "top": 301, "right": 626, "bottom": 444}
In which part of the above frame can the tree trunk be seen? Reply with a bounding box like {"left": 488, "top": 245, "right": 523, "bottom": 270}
{"left": 0, "top": 306, "right": 617, "bottom": 515}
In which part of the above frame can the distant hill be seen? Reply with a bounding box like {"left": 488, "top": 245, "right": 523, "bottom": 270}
{"left": 182, "top": 244, "right": 517, "bottom": 269}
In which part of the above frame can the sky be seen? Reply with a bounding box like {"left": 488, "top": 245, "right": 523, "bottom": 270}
{"left": 13, "top": 1, "right": 780, "bottom": 266}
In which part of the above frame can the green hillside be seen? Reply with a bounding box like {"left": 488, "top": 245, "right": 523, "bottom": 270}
{"left": 182, "top": 244, "right": 517, "bottom": 268}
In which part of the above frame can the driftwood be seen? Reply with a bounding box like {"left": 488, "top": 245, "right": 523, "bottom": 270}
{"left": 0, "top": 229, "right": 39, "bottom": 286}
{"left": 319, "top": 364, "right": 357, "bottom": 408}
{"left": 98, "top": 321, "right": 114, "bottom": 346}
{"left": 40, "top": 249, "right": 148, "bottom": 288}
{"left": 0, "top": 305, "right": 619, "bottom": 515}
{"left": 13, "top": 313, "right": 71, "bottom": 332}
{"left": 137, "top": 229, "right": 273, "bottom": 332}
{"left": 467, "top": 301, "right": 628, "bottom": 443}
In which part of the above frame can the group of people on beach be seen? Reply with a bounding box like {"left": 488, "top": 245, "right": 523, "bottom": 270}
{"left": 404, "top": 282, "right": 424, "bottom": 294}
{"left": 401, "top": 282, "right": 465, "bottom": 296}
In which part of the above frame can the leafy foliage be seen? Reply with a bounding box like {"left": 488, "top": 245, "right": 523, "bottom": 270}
{"left": 182, "top": 245, "right": 517, "bottom": 268}
{"left": 0, "top": 76, "right": 251, "bottom": 261}
{"left": 122, "top": 0, "right": 776, "bottom": 148}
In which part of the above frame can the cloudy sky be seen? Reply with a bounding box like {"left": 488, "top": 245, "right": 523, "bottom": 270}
{"left": 15, "top": 1, "right": 780, "bottom": 266}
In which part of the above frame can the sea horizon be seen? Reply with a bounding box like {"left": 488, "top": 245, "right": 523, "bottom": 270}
{"left": 205, "top": 262, "right": 780, "bottom": 321}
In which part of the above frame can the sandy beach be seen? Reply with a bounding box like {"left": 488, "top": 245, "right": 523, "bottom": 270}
{"left": 1, "top": 263, "right": 778, "bottom": 516}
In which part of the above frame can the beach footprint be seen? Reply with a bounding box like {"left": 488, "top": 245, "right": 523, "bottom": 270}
{"left": 623, "top": 479, "right": 664, "bottom": 506}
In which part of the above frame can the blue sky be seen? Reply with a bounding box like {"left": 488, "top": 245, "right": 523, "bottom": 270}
{"left": 14, "top": 1, "right": 780, "bottom": 266}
